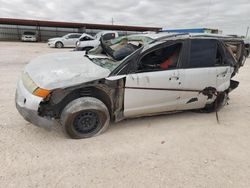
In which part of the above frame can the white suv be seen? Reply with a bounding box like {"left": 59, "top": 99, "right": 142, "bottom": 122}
{"left": 75, "top": 31, "right": 118, "bottom": 51}
{"left": 48, "top": 33, "right": 82, "bottom": 48}
{"left": 15, "top": 33, "right": 246, "bottom": 139}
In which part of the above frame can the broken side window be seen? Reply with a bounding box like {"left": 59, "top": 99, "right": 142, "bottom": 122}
{"left": 215, "top": 43, "right": 226, "bottom": 66}
{"left": 224, "top": 41, "right": 243, "bottom": 62}
{"left": 189, "top": 39, "right": 217, "bottom": 68}
{"left": 137, "top": 43, "right": 182, "bottom": 72}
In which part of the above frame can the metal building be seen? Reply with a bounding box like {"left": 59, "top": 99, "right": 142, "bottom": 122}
{"left": 162, "top": 28, "right": 222, "bottom": 34}
{"left": 0, "top": 18, "right": 162, "bottom": 41}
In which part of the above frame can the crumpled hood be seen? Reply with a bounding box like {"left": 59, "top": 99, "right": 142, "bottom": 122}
{"left": 25, "top": 52, "right": 110, "bottom": 90}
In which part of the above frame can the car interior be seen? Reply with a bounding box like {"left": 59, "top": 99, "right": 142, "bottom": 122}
{"left": 138, "top": 43, "right": 182, "bottom": 72}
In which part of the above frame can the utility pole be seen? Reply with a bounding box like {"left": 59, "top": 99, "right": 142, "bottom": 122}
{"left": 111, "top": 17, "right": 114, "bottom": 25}
{"left": 246, "top": 26, "right": 249, "bottom": 38}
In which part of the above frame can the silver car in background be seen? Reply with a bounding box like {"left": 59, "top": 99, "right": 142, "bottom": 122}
{"left": 48, "top": 33, "right": 82, "bottom": 48}
{"left": 21, "top": 31, "right": 37, "bottom": 42}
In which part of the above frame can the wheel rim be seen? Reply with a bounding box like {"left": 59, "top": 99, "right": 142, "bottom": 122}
{"left": 73, "top": 111, "right": 100, "bottom": 134}
{"left": 56, "top": 42, "right": 62, "bottom": 48}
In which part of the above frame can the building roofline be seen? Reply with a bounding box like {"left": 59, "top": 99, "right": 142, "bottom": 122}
{"left": 0, "top": 18, "right": 162, "bottom": 32}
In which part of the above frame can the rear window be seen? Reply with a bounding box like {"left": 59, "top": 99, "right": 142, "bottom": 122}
{"left": 68, "top": 34, "right": 81, "bottom": 38}
{"left": 189, "top": 39, "right": 217, "bottom": 68}
{"left": 102, "top": 33, "right": 116, "bottom": 41}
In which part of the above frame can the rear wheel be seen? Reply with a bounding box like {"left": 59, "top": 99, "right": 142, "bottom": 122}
{"left": 55, "top": 41, "right": 63, "bottom": 48}
{"left": 60, "top": 97, "right": 110, "bottom": 139}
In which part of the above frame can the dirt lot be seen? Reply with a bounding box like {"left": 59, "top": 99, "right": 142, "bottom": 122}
{"left": 0, "top": 41, "right": 250, "bottom": 188}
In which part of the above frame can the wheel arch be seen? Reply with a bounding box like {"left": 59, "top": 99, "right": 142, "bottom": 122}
{"left": 39, "top": 86, "right": 114, "bottom": 121}
{"left": 55, "top": 41, "right": 64, "bottom": 47}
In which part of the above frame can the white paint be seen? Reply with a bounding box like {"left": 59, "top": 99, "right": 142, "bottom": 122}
{"left": 124, "top": 70, "right": 182, "bottom": 117}
{"left": 16, "top": 80, "right": 42, "bottom": 111}
{"left": 77, "top": 31, "right": 119, "bottom": 49}
{"left": 48, "top": 33, "right": 83, "bottom": 48}
{"left": 25, "top": 52, "right": 111, "bottom": 90}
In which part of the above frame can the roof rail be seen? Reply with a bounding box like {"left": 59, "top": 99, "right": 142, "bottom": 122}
{"left": 190, "top": 34, "right": 232, "bottom": 38}
{"left": 149, "top": 32, "right": 190, "bottom": 44}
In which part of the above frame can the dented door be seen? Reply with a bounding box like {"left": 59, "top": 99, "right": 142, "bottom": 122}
{"left": 216, "top": 66, "right": 233, "bottom": 91}
{"left": 124, "top": 70, "right": 182, "bottom": 117}
{"left": 177, "top": 67, "right": 217, "bottom": 110}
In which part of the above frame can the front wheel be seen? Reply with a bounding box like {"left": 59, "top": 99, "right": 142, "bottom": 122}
{"left": 55, "top": 41, "right": 63, "bottom": 48}
{"left": 60, "top": 97, "right": 110, "bottom": 139}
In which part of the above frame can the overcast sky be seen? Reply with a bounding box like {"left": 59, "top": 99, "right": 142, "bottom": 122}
{"left": 0, "top": 0, "right": 250, "bottom": 36}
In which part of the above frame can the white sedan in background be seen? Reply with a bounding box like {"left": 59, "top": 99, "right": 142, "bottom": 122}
{"left": 48, "top": 33, "right": 82, "bottom": 48}
{"left": 75, "top": 31, "right": 118, "bottom": 51}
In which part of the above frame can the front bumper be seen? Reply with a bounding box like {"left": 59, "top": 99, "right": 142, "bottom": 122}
{"left": 22, "top": 37, "right": 37, "bottom": 42}
{"left": 48, "top": 41, "right": 56, "bottom": 48}
{"left": 15, "top": 80, "right": 57, "bottom": 129}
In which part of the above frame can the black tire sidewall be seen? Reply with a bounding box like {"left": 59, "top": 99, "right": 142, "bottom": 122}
{"left": 61, "top": 97, "right": 110, "bottom": 139}
{"left": 64, "top": 109, "right": 107, "bottom": 139}
{"left": 55, "top": 41, "right": 63, "bottom": 48}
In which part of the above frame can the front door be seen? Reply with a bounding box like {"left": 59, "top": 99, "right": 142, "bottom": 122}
{"left": 124, "top": 70, "right": 182, "bottom": 117}
{"left": 123, "top": 42, "right": 184, "bottom": 117}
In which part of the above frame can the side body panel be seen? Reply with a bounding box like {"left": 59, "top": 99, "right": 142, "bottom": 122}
{"left": 63, "top": 38, "right": 78, "bottom": 47}
{"left": 216, "top": 66, "right": 234, "bottom": 91}
{"left": 79, "top": 40, "right": 99, "bottom": 48}
{"left": 177, "top": 68, "right": 217, "bottom": 110}
{"left": 124, "top": 70, "right": 182, "bottom": 117}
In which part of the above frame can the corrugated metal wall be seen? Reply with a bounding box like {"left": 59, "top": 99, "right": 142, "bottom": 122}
{"left": 0, "top": 24, "right": 140, "bottom": 41}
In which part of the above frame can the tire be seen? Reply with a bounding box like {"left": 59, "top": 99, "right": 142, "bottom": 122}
{"left": 60, "top": 97, "right": 110, "bottom": 139}
{"left": 55, "top": 41, "right": 63, "bottom": 48}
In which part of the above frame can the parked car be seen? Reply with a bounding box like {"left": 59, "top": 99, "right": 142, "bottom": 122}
{"left": 16, "top": 33, "right": 246, "bottom": 139}
{"left": 48, "top": 33, "right": 82, "bottom": 48}
{"left": 21, "top": 31, "right": 37, "bottom": 42}
{"left": 75, "top": 31, "right": 118, "bottom": 51}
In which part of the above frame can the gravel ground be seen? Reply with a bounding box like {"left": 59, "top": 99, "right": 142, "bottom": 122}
{"left": 0, "top": 41, "right": 250, "bottom": 188}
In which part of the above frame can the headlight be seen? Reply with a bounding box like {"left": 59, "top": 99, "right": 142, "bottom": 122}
{"left": 22, "top": 72, "right": 50, "bottom": 98}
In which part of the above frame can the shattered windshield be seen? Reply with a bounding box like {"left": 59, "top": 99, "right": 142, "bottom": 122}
{"left": 91, "top": 58, "right": 121, "bottom": 72}
{"left": 109, "top": 35, "right": 154, "bottom": 46}
{"left": 88, "top": 35, "right": 154, "bottom": 71}
{"left": 90, "top": 35, "right": 153, "bottom": 60}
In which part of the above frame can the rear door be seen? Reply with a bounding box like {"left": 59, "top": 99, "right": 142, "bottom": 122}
{"left": 215, "top": 42, "right": 234, "bottom": 91}
{"left": 177, "top": 39, "right": 218, "bottom": 110}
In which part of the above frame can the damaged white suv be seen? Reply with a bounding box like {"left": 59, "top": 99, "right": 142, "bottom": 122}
{"left": 15, "top": 33, "right": 246, "bottom": 139}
